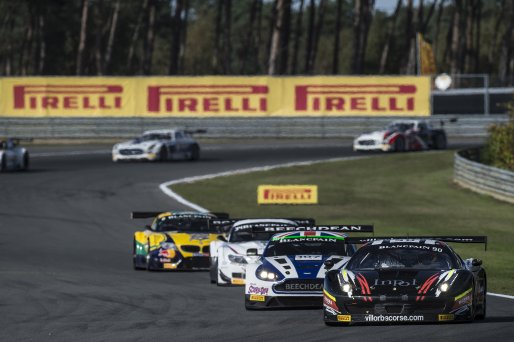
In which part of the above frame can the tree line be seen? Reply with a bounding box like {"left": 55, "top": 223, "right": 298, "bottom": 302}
{"left": 0, "top": 0, "right": 512, "bottom": 85}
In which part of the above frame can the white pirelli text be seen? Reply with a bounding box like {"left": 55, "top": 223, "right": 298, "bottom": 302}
{"left": 364, "top": 315, "right": 424, "bottom": 322}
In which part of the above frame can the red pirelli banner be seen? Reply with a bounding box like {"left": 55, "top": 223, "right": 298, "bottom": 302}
{"left": 0, "top": 76, "right": 430, "bottom": 117}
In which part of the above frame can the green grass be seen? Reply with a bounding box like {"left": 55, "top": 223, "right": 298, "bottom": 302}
{"left": 172, "top": 151, "right": 514, "bottom": 295}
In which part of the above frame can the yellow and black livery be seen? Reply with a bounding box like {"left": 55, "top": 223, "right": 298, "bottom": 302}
{"left": 132, "top": 211, "right": 229, "bottom": 270}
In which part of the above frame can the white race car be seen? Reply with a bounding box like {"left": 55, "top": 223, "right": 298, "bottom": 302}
{"left": 353, "top": 119, "right": 447, "bottom": 152}
{"left": 244, "top": 224, "right": 373, "bottom": 309}
{"left": 112, "top": 128, "right": 202, "bottom": 162}
{"left": 0, "top": 138, "right": 30, "bottom": 172}
{"left": 209, "top": 219, "right": 313, "bottom": 286}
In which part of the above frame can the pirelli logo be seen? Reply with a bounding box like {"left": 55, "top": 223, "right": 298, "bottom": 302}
{"left": 257, "top": 185, "right": 318, "bottom": 205}
{"left": 1, "top": 76, "right": 430, "bottom": 117}
{"left": 295, "top": 84, "right": 417, "bottom": 113}
{"left": 13, "top": 85, "right": 123, "bottom": 110}
{"left": 147, "top": 85, "right": 268, "bottom": 114}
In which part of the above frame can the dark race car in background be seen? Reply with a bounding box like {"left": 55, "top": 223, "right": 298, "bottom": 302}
{"left": 353, "top": 119, "right": 448, "bottom": 152}
{"left": 323, "top": 236, "right": 487, "bottom": 325}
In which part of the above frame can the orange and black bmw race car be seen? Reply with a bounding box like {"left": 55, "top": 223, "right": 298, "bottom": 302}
{"left": 132, "top": 211, "right": 229, "bottom": 271}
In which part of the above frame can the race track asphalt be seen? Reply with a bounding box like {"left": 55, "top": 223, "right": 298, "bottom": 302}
{"left": 1, "top": 140, "right": 513, "bottom": 342}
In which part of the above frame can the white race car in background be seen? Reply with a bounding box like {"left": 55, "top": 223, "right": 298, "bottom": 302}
{"left": 353, "top": 119, "right": 447, "bottom": 152}
{"left": 0, "top": 138, "right": 30, "bottom": 172}
{"left": 112, "top": 128, "right": 203, "bottom": 162}
{"left": 209, "top": 219, "right": 312, "bottom": 286}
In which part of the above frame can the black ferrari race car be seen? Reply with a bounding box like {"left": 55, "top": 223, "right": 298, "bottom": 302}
{"left": 323, "top": 236, "right": 487, "bottom": 325}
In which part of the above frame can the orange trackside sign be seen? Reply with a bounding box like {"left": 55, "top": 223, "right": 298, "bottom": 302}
{"left": 257, "top": 185, "right": 318, "bottom": 205}
{"left": 0, "top": 76, "right": 430, "bottom": 117}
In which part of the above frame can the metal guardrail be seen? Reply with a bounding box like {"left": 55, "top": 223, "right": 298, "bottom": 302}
{"left": 0, "top": 115, "right": 508, "bottom": 139}
{"left": 454, "top": 148, "right": 514, "bottom": 204}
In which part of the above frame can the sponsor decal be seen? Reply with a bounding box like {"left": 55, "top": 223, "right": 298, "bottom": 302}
{"left": 248, "top": 285, "right": 269, "bottom": 295}
{"left": 452, "top": 288, "right": 473, "bottom": 310}
{"left": 373, "top": 279, "right": 417, "bottom": 287}
{"left": 158, "top": 249, "right": 176, "bottom": 258}
{"left": 356, "top": 273, "right": 373, "bottom": 302}
{"left": 13, "top": 84, "right": 123, "bottom": 111}
{"left": 188, "top": 234, "right": 211, "bottom": 242}
{"left": 231, "top": 278, "right": 245, "bottom": 285}
{"left": 365, "top": 315, "right": 424, "bottom": 322}
{"left": 163, "top": 263, "right": 178, "bottom": 269}
{"left": 249, "top": 294, "right": 266, "bottom": 302}
{"left": 279, "top": 237, "right": 338, "bottom": 243}
{"left": 438, "top": 314, "right": 455, "bottom": 321}
{"left": 265, "top": 225, "right": 366, "bottom": 232}
{"left": 284, "top": 283, "right": 323, "bottom": 291}
{"left": 378, "top": 244, "right": 443, "bottom": 253}
{"left": 147, "top": 85, "right": 268, "bottom": 114}
{"left": 337, "top": 315, "right": 352, "bottom": 322}
{"left": 323, "top": 295, "right": 340, "bottom": 313}
{"left": 159, "top": 258, "right": 171, "bottom": 262}
{"left": 257, "top": 185, "right": 318, "bottom": 205}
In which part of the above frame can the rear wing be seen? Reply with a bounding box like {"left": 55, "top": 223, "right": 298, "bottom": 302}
{"left": 207, "top": 218, "right": 317, "bottom": 233}
{"left": 253, "top": 225, "right": 374, "bottom": 233}
{"left": 344, "top": 236, "right": 487, "bottom": 250}
{"left": 130, "top": 211, "right": 229, "bottom": 219}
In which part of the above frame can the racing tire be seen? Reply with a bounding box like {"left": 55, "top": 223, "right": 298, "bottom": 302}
{"left": 133, "top": 240, "right": 146, "bottom": 270}
{"left": 158, "top": 147, "right": 168, "bottom": 162}
{"left": 475, "top": 278, "right": 487, "bottom": 320}
{"left": 21, "top": 152, "right": 29, "bottom": 171}
{"left": 209, "top": 259, "right": 218, "bottom": 284}
{"left": 189, "top": 144, "right": 200, "bottom": 161}
{"left": 0, "top": 157, "right": 5, "bottom": 172}
{"left": 434, "top": 133, "right": 447, "bottom": 150}
{"left": 394, "top": 137, "right": 406, "bottom": 152}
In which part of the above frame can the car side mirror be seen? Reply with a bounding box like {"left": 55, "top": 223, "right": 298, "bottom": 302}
{"left": 217, "top": 235, "right": 227, "bottom": 242}
{"left": 472, "top": 259, "right": 482, "bottom": 267}
{"left": 247, "top": 248, "right": 259, "bottom": 256}
{"left": 324, "top": 259, "right": 335, "bottom": 269}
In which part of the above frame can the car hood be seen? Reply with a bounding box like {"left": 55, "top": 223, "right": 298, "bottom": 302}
{"left": 114, "top": 140, "right": 161, "bottom": 150}
{"left": 263, "top": 255, "right": 349, "bottom": 279}
{"left": 340, "top": 269, "right": 461, "bottom": 297}
{"left": 355, "top": 131, "right": 387, "bottom": 141}
{"left": 225, "top": 241, "right": 267, "bottom": 255}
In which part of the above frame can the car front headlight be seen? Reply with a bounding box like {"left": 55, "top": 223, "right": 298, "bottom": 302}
{"left": 337, "top": 272, "right": 354, "bottom": 293}
{"left": 228, "top": 254, "right": 247, "bottom": 264}
{"left": 160, "top": 242, "right": 177, "bottom": 250}
{"left": 257, "top": 269, "right": 278, "bottom": 281}
{"left": 113, "top": 144, "right": 120, "bottom": 151}
{"left": 439, "top": 282, "right": 450, "bottom": 292}
{"left": 147, "top": 144, "right": 157, "bottom": 152}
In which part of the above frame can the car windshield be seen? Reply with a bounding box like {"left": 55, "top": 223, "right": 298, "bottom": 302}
{"left": 386, "top": 123, "right": 414, "bottom": 132}
{"left": 347, "top": 246, "right": 457, "bottom": 270}
{"left": 153, "top": 216, "right": 213, "bottom": 232}
{"left": 230, "top": 230, "right": 277, "bottom": 242}
{"left": 264, "top": 237, "right": 352, "bottom": 257}
{"left": 141, "top": 133, "right": 171, "bottom": 141}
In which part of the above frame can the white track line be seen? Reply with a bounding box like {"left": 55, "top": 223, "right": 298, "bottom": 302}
{"left": 159, "top": 155, "right": 514, "bottom": 300}
{"left": 487, "top": 292, "right": 514, "bottom": 300}
{"left": 159, "top": 156, "right": 363, "bottom": 213}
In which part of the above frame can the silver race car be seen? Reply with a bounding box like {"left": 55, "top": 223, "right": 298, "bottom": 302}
{"left": 112, "top": 128, "right": 203, "bottom": 162}
{"left": 0, "top": 138, "right": 30, "bottom": 172}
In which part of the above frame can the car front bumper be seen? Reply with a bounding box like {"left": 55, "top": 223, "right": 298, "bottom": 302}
{"left": 322, "top": 291, "right": 473, "bottom": 324}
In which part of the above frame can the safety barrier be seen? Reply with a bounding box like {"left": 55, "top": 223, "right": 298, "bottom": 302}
{"left": 454, "top": 148, "right": 514, "bottom": 204}
{"left": 0, "top": 115, "right": 508, "bottom": 139}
